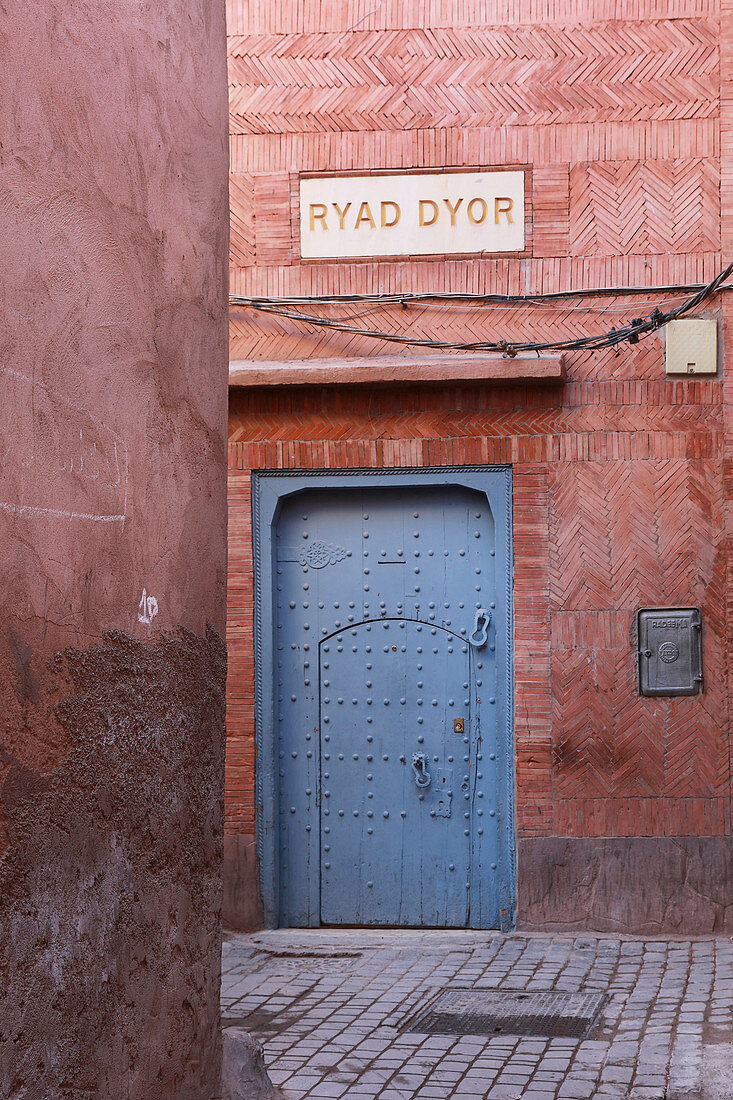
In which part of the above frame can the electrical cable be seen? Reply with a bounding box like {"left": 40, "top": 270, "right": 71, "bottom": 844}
{"left": 229, "top": 263, "right": 732, "bottom": 356}
{"left": 265, "top": 295, "right": 701, "bottom": 326}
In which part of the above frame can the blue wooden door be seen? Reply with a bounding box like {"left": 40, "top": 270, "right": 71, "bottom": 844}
{"left": 273, "top": 481, "right": 511, "bottom": 928}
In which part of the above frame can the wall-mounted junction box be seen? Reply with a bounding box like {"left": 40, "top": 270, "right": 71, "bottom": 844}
{"left": 665, "top": 319, "right": 717, "bottom": 375}
{"left": 637, "top": 608, "right": 703, "bottom": 696}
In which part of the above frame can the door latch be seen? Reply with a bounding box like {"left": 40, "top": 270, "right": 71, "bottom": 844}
{"left": 431, "top": 767, "right": 452, "bottom": 818}
{"left": 411, "top": 752, "right": 432, "bottom": 788}
{"left": 469, "top": 607, "right": 491, "bottom": 647}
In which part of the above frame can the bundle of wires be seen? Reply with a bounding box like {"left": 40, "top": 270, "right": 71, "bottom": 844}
{"left": 230, "top": 263, "right": 733, "bottom": 356}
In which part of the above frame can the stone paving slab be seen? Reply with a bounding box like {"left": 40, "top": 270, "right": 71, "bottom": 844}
{"left": 221, "top": 931, "right": 733, "bottom": 1099}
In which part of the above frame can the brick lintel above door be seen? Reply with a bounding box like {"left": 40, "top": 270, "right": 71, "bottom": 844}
{"left": 229, "top": 352, "right": 565, "bottom": 389}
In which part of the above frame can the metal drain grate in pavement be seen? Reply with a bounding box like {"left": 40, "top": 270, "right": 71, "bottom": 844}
{"left": 407, "top": 989, "right": 606, "bottom": 1039}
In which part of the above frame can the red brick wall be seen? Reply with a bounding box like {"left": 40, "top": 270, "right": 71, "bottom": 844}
{"left": 225, "top": 0, "right": 731, "bottom": 921}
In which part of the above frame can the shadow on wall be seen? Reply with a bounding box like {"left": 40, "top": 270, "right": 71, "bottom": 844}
{"left": 224, "top": 834, "right": 265, "bottom": 931}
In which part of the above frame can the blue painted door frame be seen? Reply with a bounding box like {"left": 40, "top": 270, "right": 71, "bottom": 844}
{"left": 253, "top": 467, "right": 515, "bottom": 929}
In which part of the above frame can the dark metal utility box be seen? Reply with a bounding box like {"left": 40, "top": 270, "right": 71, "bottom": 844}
{"left": 637, "top": 608, "right": 703, "bottom": 697}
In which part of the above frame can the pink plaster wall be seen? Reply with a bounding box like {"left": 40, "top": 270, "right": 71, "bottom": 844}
{"left": 0, "top": 1, "right": 230, "bottom": 1094}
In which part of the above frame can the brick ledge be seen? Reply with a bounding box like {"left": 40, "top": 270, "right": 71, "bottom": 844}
{"left": 229, "top": 352, "right": 565, "bottom": 388}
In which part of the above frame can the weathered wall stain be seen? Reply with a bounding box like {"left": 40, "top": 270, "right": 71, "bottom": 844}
{"left": 0, "top": 630, "right": 226, "bottom": 1099}
{"left": 7, "top": 629, "right": 40, "bottom": 707}
{"left": 518, "top": 837, "right": 733, "bottom": 934}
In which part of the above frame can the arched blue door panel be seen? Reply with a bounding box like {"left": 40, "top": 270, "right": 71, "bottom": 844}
{"left": 321, "top": 620, "right": 474, "bottom": 926}
{"left": 253, "top": 470, "right": 513, "bottom": 929}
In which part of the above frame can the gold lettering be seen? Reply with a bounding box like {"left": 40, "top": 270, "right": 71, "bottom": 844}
{"left": 467, "top": 197, "right": 488, "bottom": 225}
{"left": 494, "top": 196, "right": 514, "bottom": 224}
{"left": 309, "top": 203, "right": 328, "bottom": 231}
{"left": 332, "top": 201, "right": 352, "bottom": 229}
{"left": 355, "top": 201, "right": 376, "bottom": 228}
{"left": 443, "top": 197, "right": 464, "bottom": 226}
{"left": 419, "top": 199, "right": 439, "bottom": 227}
{"left": 381, "top": 201, "right": 401, "bottom": 228}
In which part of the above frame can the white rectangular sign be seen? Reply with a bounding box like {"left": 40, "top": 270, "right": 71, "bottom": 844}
{"left": 299, "top": 170, "right": 525, "bottom": 260}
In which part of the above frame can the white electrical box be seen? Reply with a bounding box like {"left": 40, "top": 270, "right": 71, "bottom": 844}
{"left": 665, "top": 319, "right": 718, "bottom": 375}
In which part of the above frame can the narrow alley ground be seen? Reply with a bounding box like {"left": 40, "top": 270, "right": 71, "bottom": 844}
{"left": 221, "top": 930, "right": 733, "bottom": 1100}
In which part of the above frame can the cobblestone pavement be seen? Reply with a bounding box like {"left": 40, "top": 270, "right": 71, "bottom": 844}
{"left": 221, "top": 930, "right": 733, "bottom": 1099}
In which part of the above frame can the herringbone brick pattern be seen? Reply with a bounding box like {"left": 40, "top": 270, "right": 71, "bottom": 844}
{"left": 549, "top": 460, "right": 721, "bottom": 612}
{"left": 547, "top": 458, "right": 727, "bottom": 814}
{"left": 613, "top": 670, "right": 666, "bottom": 799}
{"left": 229, "top": 173, "right": 255, "bottom": 267}
{"left": 552, "top": 647, "right": 616, "bottom": 798}
{"left": 550, "top": 463, "right": 612, "bottom": 610}
{"left": 570, "top": 160, "right": 721, "bottom": 257}
{"left": 229, "top": 23, "right": 717, "bottom": 135}
{"left": 229, "top": 303, "right": 730, "bottom": 369}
